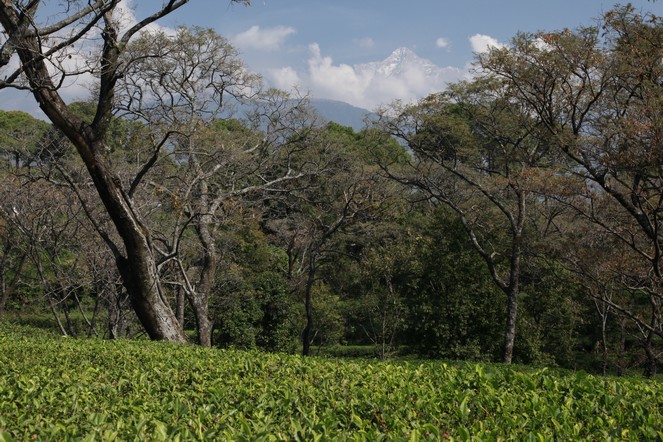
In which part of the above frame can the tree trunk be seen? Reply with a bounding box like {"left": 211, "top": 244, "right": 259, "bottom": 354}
{"left": 502, "top": 286, "right": 518, "bottom": 364}
{"left": 116, "top": 250, "right": 185, "bottom": 342}
{"left": 302, "top": 265, "right": 316, "bottom": 356}
{"left": 2, "top": 10, "right": 186, "bottom": 343}
{"left": 0, "top": 280, "right": 9, "bottom": 316}
{"left": 108, "top": 283, "right": 128, "bottom": 340}
{"left": 189, "top": 213, "right": 217, "bottom": 347}
{"left": 617, "top": 318, "right": 627, "bottom": 376}
{"left": 79, "top": 143, "right": 186, "bottom": 343}
{"left": 176, "top": 287, "right": 186, "bottom": 330}
{"left": 0, "top": 251, "right": 26, "bottom": 316}
{"left": 190, "top": 301, "right": 212, "bottom": 347}
{"left": 502, "top": 218, "right": 523, "bottom": 364}
{"left": 643, "top": 330, "right": 658, "bottom": 377}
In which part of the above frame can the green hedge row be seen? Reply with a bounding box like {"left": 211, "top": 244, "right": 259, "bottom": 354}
{"left": 1, "top": 322, "right": 661, "bottom": 441}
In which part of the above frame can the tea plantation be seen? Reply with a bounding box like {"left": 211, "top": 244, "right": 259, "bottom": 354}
{"left": 1, "top": 323, "right": 661, "bottom": 441}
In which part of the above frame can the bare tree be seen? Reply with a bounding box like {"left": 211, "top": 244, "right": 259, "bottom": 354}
{"left": 477, "top": 5, "right": 662, "bottom": 371}
{"left": 0, "top": 1, "right": 248, "bottom": 342}
{"left": 111, "top": 27, "right": 317, "bottom": 346}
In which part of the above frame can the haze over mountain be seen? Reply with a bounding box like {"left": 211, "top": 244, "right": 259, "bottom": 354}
{"left": 309, "top": 98, "right": 373, "bottom": 131}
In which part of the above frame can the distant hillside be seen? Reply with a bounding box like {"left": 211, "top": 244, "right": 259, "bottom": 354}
{"left": 309, "top": 98, "right": 374, "bottom": 131}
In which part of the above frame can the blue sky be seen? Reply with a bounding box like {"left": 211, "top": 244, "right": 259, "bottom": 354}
{"left": 2, "top": 1, "right": 661, "bottom": 114}
{"left": 140, "top": 0, "right": 663, "bottom": 109}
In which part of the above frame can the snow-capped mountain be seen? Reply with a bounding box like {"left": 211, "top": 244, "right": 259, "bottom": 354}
{"left": 355, "top": 47, "right": 459, "bottom": 83}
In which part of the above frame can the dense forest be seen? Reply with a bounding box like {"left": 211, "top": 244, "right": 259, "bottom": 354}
{"left": 0, "top": 3, "right": 661, "bottom": 376}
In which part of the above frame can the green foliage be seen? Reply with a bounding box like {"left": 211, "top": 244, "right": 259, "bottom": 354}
{"left": 310, "top": 285, "right": 345, "bottom": 348}
{"left": 214, "top": 272, "right": 300, "bottom": 353}
{"left": 1, "top": 323, "right": 662, "bottom": 440}
{"left": 214, "top": 289, "right": 263, "bottom": 349}
{"left": 212, "top": 223, "right": 300, "bottom": 352}
{"left": 0, "top": 110, "right": 49, "bottom": 167}
{"left": 253, "top": 272, "right": 300, "bottom": 353}
{"left": 514, "top": 259, "right": 584, "bottom": 367}
{"left": 399, "top": 208, "right": 504, "bottom": 361}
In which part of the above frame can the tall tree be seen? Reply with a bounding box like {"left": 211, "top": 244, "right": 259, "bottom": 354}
{"left": 113, "top": 26, "right": 317, "bottom": 346}
{"left": 477, "top": 5, "right": 662, "bottom": 372}
{"left": 0, "top": 1, "right": 248, "bottom": 342}
{"left": 268, "top": 123, "right": 394, "bottom": 355}
{"left": 113, "top": 26, "right": 259, "bottom": 346}
{"left": 377, "top": 81, "right": 557, "bottom": 363}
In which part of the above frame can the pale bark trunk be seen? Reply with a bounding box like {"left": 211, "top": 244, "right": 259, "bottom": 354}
{"left": 502, "top": 286, "right": 518, "bottom": 364}
{"left": 190, "top": 213, "right": 216, "bottom": 347}
{"left": 176, "top": 287, "right": 186, "bottom": 330}
{"left": 189, "top": 298, "right": 212, "bottom": 347}
{"left": 501, "top": 191, "right": 525, "bottom": 364}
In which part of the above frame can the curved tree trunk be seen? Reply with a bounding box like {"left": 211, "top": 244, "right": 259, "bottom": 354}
{"left": 91, "top": 151, "right": 186, "bottom": 342}
{"left": 66, "top": 140, "right": 184, "bottom": 342}
{"left": 1, "top": 1, "right": 189, "bottom": 343}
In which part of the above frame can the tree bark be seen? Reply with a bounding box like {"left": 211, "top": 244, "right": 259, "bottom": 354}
{"left": 502, "top": 286, "right": 518, "bottom": 364}
{"left": 188, "top": 297, "right": 212, "bottom": 347}
{"left": 176, "top": 287, "right": 186, "bottom": 330}
{"left": 302, "top": 264, "right": 316, "bottom": 356}
{"left": 0, "top": 1, "right": 188, "bottom": 343}
{"left": 189, "top": 213, "right": 217, "bottom": 347}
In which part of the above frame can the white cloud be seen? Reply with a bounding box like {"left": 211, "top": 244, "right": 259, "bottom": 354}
{"left": 355, "top": 37, "right": 375, "bottom": 49}
{"left": 469, "top": 34, "right": 505, "bottom": 53}
{"left": 306, "top": 43, "right": 371, "bottom": 105}
{"left": 268, "top": 66, "right": 301, "bottom": 90}
{"left": 233, "top": 25, "right": 296, "bottom": 51}
{"left": 435, "top": 37, "right": 450, "bottom": 49}
{"left": 116, "top": 0, "right": 176, "bottom": 36}
{"left": 267, "top": 44, "right": 467, "bottom": 110}
{"left": 533, "top": 37, "right": 553, "bottom": 52}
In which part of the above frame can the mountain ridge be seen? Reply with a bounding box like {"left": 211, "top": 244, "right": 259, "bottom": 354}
{"left": 309, "top": 98, "right": 373, "bottom": 131}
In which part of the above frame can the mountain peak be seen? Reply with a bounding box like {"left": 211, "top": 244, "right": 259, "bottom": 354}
{"left": 386, "top": 47, "right": 419, "bottom": 61}
{"left": 357, "top": 47, "right": 438, "bottom": 78}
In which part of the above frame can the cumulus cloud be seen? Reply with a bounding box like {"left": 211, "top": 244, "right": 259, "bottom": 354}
{"left": 533, "top": 37, "right": 553, "bottom": 52}
{"left": 305, "top": 43, "right": 371, "bottom": 104}
{"left": 1, "top": 1, "right": 193, "bottom": 116}
{"left": 435, "top": 37, "right": 450, "bottom": 49}
{"left": 233, "top": 25, "right": 296, "bottom": 51}
{"left": 268, "top": 66, "right": 301, "bottom": 91}
{"left": 115, "top": 0, "right": 176, "bottom": 36}
{"left": 58, "top": 0, "right": 179, "bottom": 102}
{"left": 267, "top": 44, "right": 467, "bottom": 110}
{"left": 469, "top": 34, "right": 505, "bottom": 53}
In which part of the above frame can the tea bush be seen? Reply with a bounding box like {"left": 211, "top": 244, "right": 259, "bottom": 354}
{"left": 1, "top": 322, "right": 661, "bottom": 441}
